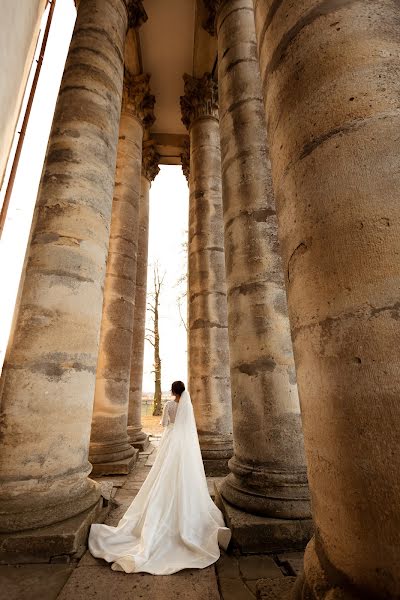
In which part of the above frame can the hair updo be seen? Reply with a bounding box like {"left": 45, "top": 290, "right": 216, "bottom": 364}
{"left": 171, "top": 381, "right": 185, "bottom": 396}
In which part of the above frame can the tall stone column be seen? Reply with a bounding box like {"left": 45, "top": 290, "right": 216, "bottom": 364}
{"left": 127, "top": 139, "right": 159, "bottom": 450}
{"left": 204, "top": 0, "right": 310, "bottom": 525}
{"left": 89, "top": 73, "right": 155, "bottom": 475}
{"left": 180, "top": 74, "right": 233, "bottom": 475}
{"left": 253, "top": 1, "right": 400, "bottom": 598}
{"left": 0, "top": 0, "right": 140, "bottom": 535}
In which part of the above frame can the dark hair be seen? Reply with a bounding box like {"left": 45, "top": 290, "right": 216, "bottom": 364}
{"left": 171, "top": 381, "right": 185, "bottom": 396}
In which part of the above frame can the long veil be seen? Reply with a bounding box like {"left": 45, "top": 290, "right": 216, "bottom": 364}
{"left": 89, "top": 389, "right": 231, "bottom": 574}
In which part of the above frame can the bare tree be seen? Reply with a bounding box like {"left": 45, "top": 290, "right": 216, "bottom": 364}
{"left": 175, "top": 237, "right": 188, "bottom": 333}
{"left": 145, "top": 264, "right": 165, "bottom": 417}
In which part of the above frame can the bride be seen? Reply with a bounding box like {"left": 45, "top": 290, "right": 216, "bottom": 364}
{"left": 88, "top": 381, "right": 230, "bottom": 574}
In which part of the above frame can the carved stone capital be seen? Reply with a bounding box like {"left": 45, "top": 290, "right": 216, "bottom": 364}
{"left": 181, "top": 138, "right": 190, "bottom": 182}
{"left": 122, "top": 72, "right": 156, "bottom": 130}
{"left": 180, "top": 73, "right": 219, "bottom": 130}
{"left": 124, "top": 0, "right": 148, "bottom": 29}
{"left": 142, "top": 140, "right": 160, "bottom": 182}
{"left": 202, "top": 0, "right": 224, "bottom": 36}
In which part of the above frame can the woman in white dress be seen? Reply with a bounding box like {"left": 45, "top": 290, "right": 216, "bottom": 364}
{"left": 88, "top": 381, "right": 230, "bottom": 574}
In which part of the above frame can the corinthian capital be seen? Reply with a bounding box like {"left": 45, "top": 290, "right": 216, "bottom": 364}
{"left": 124, "top": 0, "right": 148, "bottom": 29}
{"left": 122, "top": 72, "right": 156, "bottom": 130}
{"left": 202, "top": 0, "right": 223, "bottom": 36}
{"left": 180, "top": 73, "right": 218, "bottom": 130}
{"left": 180, "top": 138, "right": 190, "bottom": 182}
{"left": 142, "top": 140, "right": 160, "bottom": 182}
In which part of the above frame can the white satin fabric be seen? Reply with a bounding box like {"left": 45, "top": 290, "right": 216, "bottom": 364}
{"left": 88, "top": 390, "right": 231, "bottom": 574}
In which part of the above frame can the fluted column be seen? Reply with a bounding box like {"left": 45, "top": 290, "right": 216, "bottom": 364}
{"left": 127, "top": 139, "right": 159, "bottom": 450}
{"left": 205, "top": 0, "right": 310, "bottom": 519}
{"left": 89, "top": 73, "right": 155, "bottom": 475}
{"left": 0, "top": 0, "right": 137, "bottom": 532}
{"left": 180, "top": 74, "right": 233, "bottom": 475}
{"left": 253, "top": 1, "right": 400, "bottom": 598}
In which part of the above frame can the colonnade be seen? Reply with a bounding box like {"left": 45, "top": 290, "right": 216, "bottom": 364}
{"left": 0, "top": 0, "right": 154, "bottom": 537}
{"left": 1, "top": 0, "right": 400, "bottom": 597}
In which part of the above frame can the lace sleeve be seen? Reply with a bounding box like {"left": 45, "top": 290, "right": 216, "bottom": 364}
{"left": 160, "top": 402, "right": 169, "bottom": 427}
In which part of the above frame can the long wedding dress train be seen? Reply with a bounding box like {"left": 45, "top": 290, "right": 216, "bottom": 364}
{"left": 88, "top": 391, "right": 231, "bottom": 574}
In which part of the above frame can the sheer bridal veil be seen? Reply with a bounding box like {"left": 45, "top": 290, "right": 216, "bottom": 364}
{"left": 89, "top": 389, "right": 230, "bottom": 574}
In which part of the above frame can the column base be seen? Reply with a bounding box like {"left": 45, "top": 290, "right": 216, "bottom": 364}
{"left": 89, "top": 449, "right": 138, "bottom": 477}
{"left": 221, "top": 460, "right": 311, "bottom": 518}
{"left": 199, "top": 439, "right": 233, "bottom": 476}
{"left": 127, "top": 426, "right": 150, "bottom": 451}
{"left": 203, "top": 457, "right": 230, "bottom": 476}
{"left": 292, "top": 537, "right": 372, "bottom": 600}
{"left": 215, "top": 483, "right": 313, "bottom": 554}
{"left": 0, "top": 498, "right": 104, "bottom": 564}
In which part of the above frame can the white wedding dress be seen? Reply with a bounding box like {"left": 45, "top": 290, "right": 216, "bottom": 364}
{"left": 88, "top": 390, "right": 231, "bottom": 574}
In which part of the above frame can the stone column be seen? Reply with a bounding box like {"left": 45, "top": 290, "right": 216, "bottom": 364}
{"left": 127, "top": 139, "right": 159, "bottom": 450}
{"left": 0, "top": 0, "right": 140, "bottom": 534}
{"left": 205, "top": 0, "right": 310, "bottom": 523}
{"left": 180, "top": 74, "right": 233, "bottom": 475}
{"left": 253, "top": 1, "right": 400, "bottom": 598}
{"left": 89, "top": 73, "right": 155, "bottom": 475}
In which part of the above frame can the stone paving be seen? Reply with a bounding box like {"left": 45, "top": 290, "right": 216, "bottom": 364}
{"left": 1, "top": 436, "right": 303, "bottom": 599}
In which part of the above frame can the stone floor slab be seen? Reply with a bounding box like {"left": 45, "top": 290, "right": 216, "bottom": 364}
{"left": 218, "top": 576, "right": 255, "bottom": 600}
{"left": 277, "top": 552, "right": 304, "bottom": 576}
{"left": 57, "top": 565, "right": 220, "bottom": 600}
{"left": 0, "top": 564, "right": 73, "bottom": 600}
{"left": 239, "top": 556, "right": 284, "bottom": 581}
{"left": 216, "top": 551, "right": 241, "bottom": 579}
{"left": 77, "top": 550, "right": 108, "bottom": 568}
{"left": 255, "top": 576, "right": 296, "bottom": 600}
{"left": 92, "top": 476, "right": 127, "bottom": 488}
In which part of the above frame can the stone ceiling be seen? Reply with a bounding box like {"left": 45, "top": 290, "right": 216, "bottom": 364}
{"left": 137, "top": 0, "right": 216, "bottom": 164}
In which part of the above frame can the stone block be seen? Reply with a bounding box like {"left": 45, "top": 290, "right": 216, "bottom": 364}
{"left": 255, "top": 576, "right": 296, "bottom": 600}
{"left": 145, "top": 451, "right": 157, "bottom": 466}
{"left": 137, "top": 442, "right": 155, "bottom": 456}
{"left": 203, "top": 458, "right": 230, "bottom": 476}
{"left": 0, "top": 499, "right": 104, "bottom": 564}
{"left": 207, "top": 476, "right": 225, "bottom": 499}
{"left": 131, "top": 435, "right": 150, "bottom": 452}
{"left": 92, "top": 476, "right": 126, "bottom": 488}
{"left": 57, "top": 564, "right": 220, "bottom": 600}
{"left": 218, "top": 576, "right": 255, "bottom": 600}
{"left": 239, "top": 555, "right": 284, "bottom": 580}
{"left": 277, "top": 552, "right": 305, "bottom": 576}
{"left": 215, "top": 484, "right": 313, "bottom": 554}
{"left": 98, "top": 481, "right": 114, "bottom": 501}
{"left": 0, "top": 564, "right": 74, "bottom": 600}
{"left": 216, "top": 551, "right": 241, "bottom": 579}
{"left": 90, "top": 450, "right": 139, "bottom": 476}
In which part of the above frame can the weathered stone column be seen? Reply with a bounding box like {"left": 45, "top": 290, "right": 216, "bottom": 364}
{"left": 0, "top": 0, "right": 138, "bottom": 535}
{"left": 127, "top": 139, "right": 159, "bottom": 450}
{"left": 180, "top": 74, "right": 233, "bottom": 475}
{"left": 205, "top": 0, "right": 310, "bottom": 525}
{"left": 89, "top": 73, "right": 155, "bottom": 475}
{"left": 253, "top": 1, "right": 400, "bottom": 598}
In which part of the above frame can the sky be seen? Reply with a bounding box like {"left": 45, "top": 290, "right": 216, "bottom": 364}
{"left": 0, "top": 0, "right": 188, "bottom": 393}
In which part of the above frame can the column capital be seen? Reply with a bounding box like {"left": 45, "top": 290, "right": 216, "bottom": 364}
{"left": 142, "top": 140, "right": 160, "bottom": 182}
{"left": 203, "top": 0, "right": 225, "bottom": 36}
{"left": 180, "top": 73, "right": 219, "bottom": 130}
{"left": 122, "top": 72, "right": 156, "bottom": 129}
{"left": 123, "top": 0, "right": 148, "bottom": 29}
{"left": 180, "top": 138, "right": 190, "bottom": 182}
